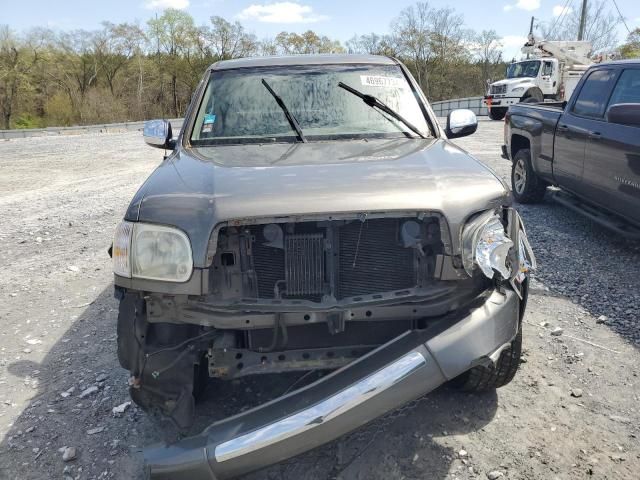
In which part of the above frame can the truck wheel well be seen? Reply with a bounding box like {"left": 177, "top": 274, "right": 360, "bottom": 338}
{"left": 510, "top": 134, "right": 530, "bottom": 159}
{"left": 522, "top": 88, "right": 543, "bottom": 102}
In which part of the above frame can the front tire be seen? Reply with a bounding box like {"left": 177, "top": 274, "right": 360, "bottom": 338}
{"left": 455, "top": 325, "right": 522, "bottom": 392}
{"left": 488, "top": 107, "right": 507, "bottom": 120}
{"left": 511, "top": 148, "right": 547, "bottom": 203}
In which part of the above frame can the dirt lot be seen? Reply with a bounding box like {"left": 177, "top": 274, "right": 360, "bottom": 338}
{"left": 1, "top": 120, "right": 639, "bottom": 480}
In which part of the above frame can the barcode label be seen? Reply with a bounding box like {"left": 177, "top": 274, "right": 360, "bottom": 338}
{"left": 360, "top": 75, "right": 406, "bottom": 89}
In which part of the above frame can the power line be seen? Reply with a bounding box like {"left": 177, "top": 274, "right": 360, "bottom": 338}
{"left": 611, "top": 0, "right": 632, "bottom": 34}
{"left": 547, "top": 0, "right": 573, "bottom": 38}
{"left": 557, "top": 0, "right": 575, "bottom": 35}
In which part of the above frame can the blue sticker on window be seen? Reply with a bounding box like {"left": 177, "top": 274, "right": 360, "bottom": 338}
{"left": 204, "top": 114, "right": 216, "bottom": 124}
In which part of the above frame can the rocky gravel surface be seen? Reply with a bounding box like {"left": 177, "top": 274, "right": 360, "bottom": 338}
{"left": 1, "top": 120, "right": 639, "bottom": 480}
{"left": 459, "top": 122, "right": 640, "bottom": 347}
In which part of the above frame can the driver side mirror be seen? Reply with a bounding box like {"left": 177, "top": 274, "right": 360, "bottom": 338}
{"left": 143, "top": 119, "right": 176, "bottom": 150}
{"left": 606, "top": 103, "right": 640, "bottom": 127}
{"left": 446, "top": 109, "right": 478, "bottom": 139}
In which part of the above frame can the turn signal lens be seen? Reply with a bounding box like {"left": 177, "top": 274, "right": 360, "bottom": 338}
{"left": 113, "top": 221, "right": 133, "bottom": 278}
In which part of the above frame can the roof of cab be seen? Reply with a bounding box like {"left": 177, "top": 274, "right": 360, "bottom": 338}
{"left": 597, "top": 59, "right": 640, "bottom": 66}
{"left": 209, "top": 54, "right": 396, "bottom": 71}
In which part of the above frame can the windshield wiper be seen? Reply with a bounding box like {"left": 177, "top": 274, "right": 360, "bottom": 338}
{"left": 338, "top": 82, "right": 426, "bottom": 139}
{"left": 261, "top": 79, "right": 307, "bottom": 143}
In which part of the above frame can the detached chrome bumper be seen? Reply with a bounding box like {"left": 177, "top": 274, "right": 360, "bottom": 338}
{"left": 145, "top": 288, "right": 521, "bottom": 480}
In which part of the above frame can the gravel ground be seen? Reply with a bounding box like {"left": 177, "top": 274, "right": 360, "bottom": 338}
{"left": 0, "top": 120, "right": 639, "bottom": 480}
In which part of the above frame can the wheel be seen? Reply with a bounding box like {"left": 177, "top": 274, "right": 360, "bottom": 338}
{"left": 511, "top": 148, "right": 547, "bottom": 203}
{"left": 454, "top": 324, "right": 523, "bottom": 392}
{"left": 521, "top": 88, "right": 544, "bottom": 104}
{"left": 488, "top": 107, "right": 506, "bottom": 120}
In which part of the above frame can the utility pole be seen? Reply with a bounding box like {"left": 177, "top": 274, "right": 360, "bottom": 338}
{"left": 526, "top": 16, "right": 535, "bottom": 59}
{"left": 529, "top": 16, "right": 535, "bottom": 37}
{"left": 577, "top": 0, "right": 588, "bottom": 41}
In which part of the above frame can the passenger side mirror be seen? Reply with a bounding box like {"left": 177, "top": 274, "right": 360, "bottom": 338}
{"left": 446, "top": 109, "right": 478, "bottom": 139}
{"left": 143, "top": 119, "right": 176, "bottom": 150}
{"left": 606, "top": 103, "right": 640, "bottom": 127}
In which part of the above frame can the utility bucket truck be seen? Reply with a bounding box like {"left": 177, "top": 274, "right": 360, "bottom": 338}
{"left": 484, "top": 35, "right": 593, "bottom": 120}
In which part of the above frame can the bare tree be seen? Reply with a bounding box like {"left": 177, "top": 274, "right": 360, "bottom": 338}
{"left": 203, "top": 17, "right": 258, "bottom": 60}
{"left": 346, "top": 33, "right": 397, "bottom": 56}
{"left": 390, "top": 2, "right": 433, "bottom": 91}
{"left": 391, "top": 2, "right": 471, "bottom": 98}
{"left": 538, "top": 0, "right": 620, "bottom": 52}
{"left": 274, "top": 31, "right": 344, "bottom": 55}
{"left": 472, "top": 30, "right": 503, "bottom": 83}
{"left": 259, "top": 37, "right": 278, "bottom": 56}
{"left": 428, "top": 7, "right": 466, "bottom": 60}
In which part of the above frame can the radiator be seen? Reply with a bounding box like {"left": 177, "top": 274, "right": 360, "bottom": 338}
{"left": 249, "top": 219, "right": 417, "bottom": 301}
{"left": 285, "top": 233, "right": 325, "bottom": 296}
{"left": 338, "top": 219, "right": 416, "bottom": 298}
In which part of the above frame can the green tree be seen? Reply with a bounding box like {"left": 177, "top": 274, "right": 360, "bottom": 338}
{"left": 0, "top": 26, "right": 41, "bottom": 129}
{"left": 147, "top": 9, "right": 195, "bottom": 117}
{"left": 620, "top": 28, "right": 640, "bottom": 59}
{"left": 94, "top": 22, "right": 145, "bottom": 96}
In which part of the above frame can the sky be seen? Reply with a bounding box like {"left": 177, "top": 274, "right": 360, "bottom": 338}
{"left": 1, "top": 0, "right": 639, "bottom": 60}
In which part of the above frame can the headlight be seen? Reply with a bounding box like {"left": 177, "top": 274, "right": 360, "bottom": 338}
{"left": 511, "top": 87, "right": 525, "bottom": 92}
{"left": 462, "top": 210, "right": 535, "bottom": 281}
{"left": 112, "top": 221, "right": 193, "bottom": 282}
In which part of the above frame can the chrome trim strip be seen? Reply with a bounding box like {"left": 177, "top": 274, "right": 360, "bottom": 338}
{"left": 214, "top": 350, "right": 427, "bottom": 462}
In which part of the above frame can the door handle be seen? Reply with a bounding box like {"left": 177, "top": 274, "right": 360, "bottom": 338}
{"left": 589, "top": 131, "right": 601, "bottom": 140}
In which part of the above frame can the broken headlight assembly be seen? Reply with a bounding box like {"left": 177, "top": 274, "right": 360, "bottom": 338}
{"left": 112, "top": 221, "right": 193, "bottom": 282}
{"left": 461, "top": 209, "right": 535, "bottom": 281}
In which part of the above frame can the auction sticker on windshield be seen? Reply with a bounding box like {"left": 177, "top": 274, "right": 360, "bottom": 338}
{"left": 360, "top": 75, "right": 406, "bottom": 89}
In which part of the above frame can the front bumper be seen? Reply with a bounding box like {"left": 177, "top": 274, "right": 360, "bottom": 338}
{"left": 144, "top": 288, "right": 521, "bottom": 479}
{"left": 484, "top": 96, "right": 521, "bottom": 108}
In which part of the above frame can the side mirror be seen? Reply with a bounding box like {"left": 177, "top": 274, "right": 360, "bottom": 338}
{"left": 143, "top": 119, "right": 176, "bottom": 150}
{"left": 446, "top": 109, "right": 478, "bottom": 139}
{"left": 606, "top": 103, "right": 640, "bottom": 127}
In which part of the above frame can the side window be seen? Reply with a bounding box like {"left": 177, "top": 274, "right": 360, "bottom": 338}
{"left": 543, "top": 61, "right": 553, "bottom": 76}
{"left": 572, "top": 69, "right": 618, "bottom": 118}
{"left": 607, "top": 69, "right": 640, "bottom": 108}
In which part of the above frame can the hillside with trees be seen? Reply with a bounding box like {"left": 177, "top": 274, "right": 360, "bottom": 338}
{"left": 0, "top": 1, "right": 627, "bottom": 129}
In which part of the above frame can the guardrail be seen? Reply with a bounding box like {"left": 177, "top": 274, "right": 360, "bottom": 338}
{"left": 0, "top": 118, "right": 183, "bottom": 140}
{"left": 0, "top": 98, "right": 489, "bottom": 140}
{"left": 430, "top": 97, "right": 488, "bottom": 117}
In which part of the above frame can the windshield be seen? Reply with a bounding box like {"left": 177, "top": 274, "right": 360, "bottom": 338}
{"left": 190, "top": 63, "right": 432, "bottom": 145}
{"left": 506, "top": 60, "right": 541, "bottom": 79}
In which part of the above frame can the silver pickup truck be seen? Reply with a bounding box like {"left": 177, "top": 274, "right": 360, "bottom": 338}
{"left": 111, "top": 54, "right": 535, "bottom": 479}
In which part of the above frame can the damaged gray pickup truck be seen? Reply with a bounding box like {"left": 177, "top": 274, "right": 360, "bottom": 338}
{"left": 111, "top": 54, "right": 535, "bottom": 479}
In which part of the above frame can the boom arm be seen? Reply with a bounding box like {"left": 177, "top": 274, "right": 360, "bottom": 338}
{"left": 522, "top": 35, "right": 592, "bottom": 67}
